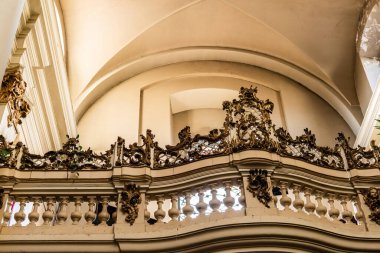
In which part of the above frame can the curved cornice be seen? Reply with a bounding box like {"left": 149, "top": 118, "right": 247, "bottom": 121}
{"left": 74, "top": 47, "right": 361, "bottom": 134}
{"left": 115, "top": 217, "right": 380, "bottom": 253}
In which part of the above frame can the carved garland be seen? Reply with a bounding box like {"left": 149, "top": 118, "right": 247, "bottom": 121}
{"left": 120, "top": 184, "right": 142, "bottom": 225}
{"left": 247, "top": 169, "right": 272, "bottom": 208}
{"left": 363, "top": 187, "right": 380, "bottom": 225}
{"left": 0, "top": 68, "right": 31, "bottom": 127}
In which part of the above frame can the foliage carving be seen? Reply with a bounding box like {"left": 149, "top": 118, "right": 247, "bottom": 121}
{"left": 120, "top": 184, "right": 142, "bottom": 225}
{"left": 247, "top": 169, "right": 272, "bottom": 208}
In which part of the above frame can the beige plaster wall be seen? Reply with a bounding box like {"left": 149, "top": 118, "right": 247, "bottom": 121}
{"left": 77, "top": 62, "right": 355, "bottom": 152}
{"left": 172, "top": 109, "right": 226, "bottom": 142}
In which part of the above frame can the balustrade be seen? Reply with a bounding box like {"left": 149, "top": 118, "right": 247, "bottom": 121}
{"left": 1, "top": 195, "right": 117, "bottom": 227}
{"left": 272, "top": 181, "right": 363, "bottom": 227}
{"left": 144, "top": 181, "right": 244, "bottom": 229}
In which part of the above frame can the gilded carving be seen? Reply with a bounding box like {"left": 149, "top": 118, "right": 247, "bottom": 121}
{"left": 247, "top": 169, "right": 272, "bottom": 208}
{"left": 336, "top": 133, "right": 379, "bottom": 169}
{"left": 20, "top": 135, "right": 112, "bottom": 170}
{"left": 120, "top": 184, "right": 142, "bottom": 225}
{"left": 363, "top": 187, "right": 380, "bottom": 225}
{"left": 0, "top": 68, "right": 31, "bottom": 127}
{"left": 154, "top": 126, "right": 227, "bottom": 168}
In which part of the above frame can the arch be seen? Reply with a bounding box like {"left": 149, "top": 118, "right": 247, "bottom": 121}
{"left": 74, "top": 49, "right": 361, "bottom": 135}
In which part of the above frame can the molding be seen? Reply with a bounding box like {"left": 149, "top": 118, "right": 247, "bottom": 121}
{"left": 40, "top": 0, "right": 77, "bottom": 138}
{"left": 354, "top": 77, "right": 380, "bottom": 147}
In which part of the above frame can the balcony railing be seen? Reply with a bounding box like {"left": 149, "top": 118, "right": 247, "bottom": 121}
{"left": 1, "top": 87, "right": 380, "bottom": 252}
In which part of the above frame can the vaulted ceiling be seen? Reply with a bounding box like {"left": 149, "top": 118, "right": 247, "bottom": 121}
{"left": 60, "top": 0, "right": 365, "bottom": 133}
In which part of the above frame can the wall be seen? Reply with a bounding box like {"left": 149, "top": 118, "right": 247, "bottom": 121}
{"left": 78, "top": 61, "right": 355, "bottom": 152}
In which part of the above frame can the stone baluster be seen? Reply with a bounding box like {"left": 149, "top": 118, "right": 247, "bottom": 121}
{"left": 28, "top": 197, "right": 41, "bottom": 226}
{"left": 209, "top": 185, "right": 221, "bottom": 213}
{"left": 223, "top": 183, "right": 235, "bottom": 211}
{"left": 84, "top": 197, "right": 96, "bottom": 225}
{"left": 154, "top": 196, "right": 166, "bottom": 222}
{"left": 340, "top": 195, "right": 353, "bottom": 223}
{"left": 196, "top": 189, "right": 208, "bottom": 216}
{"left": 304, "top": 188, "right": 316, "bottom": 214}
{"left": 14, "top": 197, "right": 27, "bottom": 226}
{"left": 71, "top": 197, "right": 82, "bottom": 225}
{"left": 292, "top": 184, "right": 304, "bottom": 212}
{"left": 315, "top": 191, "right": 327, "bottom": 218}
{"left": 3, "top": 196, "right": 13, "bottom": 226}
{"left": 144, "top": 196, "right": 150, "bottom": 221}
{"left": 98, "top": 196, "right": 110, "bottom": 225}
{"left": 327, "top": 194, "right": 340, "bottom": 220}
{"left": 238, "top": 182, "right": 246, "bottom": 208}
{"left": 182, "top": 192, "right": 194, "bottom": 219}
{"left": 168, "top": 194, "right": 180, "bottom": 222}
{"left": 112, "top": 202, "right": 117, "bottom": 223}
{"left": 42, "top": 197, "right": 55, "bottom": 225}
{"left": 352, "top": 196, "right": 363, "bottom": 225}
{"left": 279, "top": 182, "right": 291, "bottom": 210}
{"left": 57, "top": 197, "right": 69, "bottom": 225}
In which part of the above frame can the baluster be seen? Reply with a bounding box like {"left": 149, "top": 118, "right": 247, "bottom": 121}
{"left": 340, "top": 195, "right": 353, "bottom": 223}
{"left": 57, "top": 197, "right": 69, "bottom": 225}
{"left": 209, "top": 185, "right": 221, "bottom": 212}
{"left": 168, "top": 194, "right": 179, "bottom": 222}
{"left": 182, "top": 192, "right": 194, "bottom": 219}
{"left": 112, "top": 202, "right": 117, "bottom": 223}
{"left": 3, "top": 196, "right": 13, "bottom": 226}
{"left": 352, "top": 197, "right": 363, "bottom": 224}
{"left": 154, "top": 196, "right": 166, "bottom": 222}
{"left": 14, "top": 197, "right": 27, "bottom": 226}
{"left": 327, "top": 194, "right": 340, "bottom": 220}
{"left": 144, "top": 196, "right": 150, "bottom": 221}
{"left": 238, "top": 183, "right": 246, "bottom": 208}
{"left": 315, "top": 191, "right": 327, "bottom": 218}
{"left": 196, "top": 189, "right": 208, "bottom": 215}
{"left": 42, "top": 197, "right": 55, "bottom": 225}
{"left": 304, "top": 188, "right": 316, "bottom": 214}
{"left": 98, "top": 196, "right": 110, "bottom": 225}
{"left": 279, "top": 182, "right": 291, "bottom": 210}
{"left": 292, "top": 184, "right": 304, "bottom": 212}
{"left": 28, "top": 197, "right": 41, "bottom": 226}
{"left": 84, "top": 197, "right": 96, "bottom": 225}
{"left": 223, "top": 183, "right": 235, "bottom": 211}
{"left": 71, "top": 197, "right": 82, "bottom": 225}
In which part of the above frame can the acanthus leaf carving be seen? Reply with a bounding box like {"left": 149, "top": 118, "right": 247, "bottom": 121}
{"left": 363, "top": 187, "right": 380, "bottom": 225}
{"left": 120, "top": 184, "right": 142, "bottom": 225}
{"left": 20, "top": 135, "right": 112, "bottom": 170}
{"left": 247, "top": 169, "right": 272, "bottom": 208}
{"left": 0, "top": 68, "right": 31, "bottom": 127}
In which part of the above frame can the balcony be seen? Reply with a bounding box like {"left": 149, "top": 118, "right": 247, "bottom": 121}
{"left": 1, "top": 87, "right": 380, "bottom": 253}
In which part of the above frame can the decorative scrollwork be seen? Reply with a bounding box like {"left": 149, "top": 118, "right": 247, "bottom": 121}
{"left": 223, "top": 86, "right": 277, "bottom": 152}
{"left": 0, "top": 68, "right": 31, "bottom": 127}
{"left": 154, "top": 126, "right": 228, "bottom": 168}
{"left": 247, "top": 169, "right": 272, "bottom": 208}
{"left": 20, "top": 135, "right": 112, "bottom": 170}
{"left": 275, "top": 128, "right": 343, "bottom": 169}
{"left": 336, "top": 133, "right": 379, "bottom": 169}
{"left": 363, "top": 187, "right": 380, "bottom": 225}
{"left": 116, "top": 129, "right": 157, "bottom": 167}
{"left": 120, "top": 184, "right": 142, "bottom": 225}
